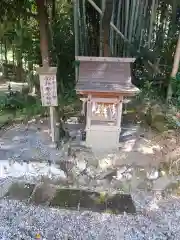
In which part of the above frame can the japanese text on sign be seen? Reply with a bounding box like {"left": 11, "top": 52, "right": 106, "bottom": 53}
{"left": 40, "top": 75, "right": 58, "bottom": 106}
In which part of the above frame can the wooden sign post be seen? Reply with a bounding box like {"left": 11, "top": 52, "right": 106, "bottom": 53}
{"left": 37, "top": 67, "right": 58, "bottom": 143}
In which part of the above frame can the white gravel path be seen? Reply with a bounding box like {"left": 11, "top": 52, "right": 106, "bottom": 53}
{"left": 0, "top": 195, "right": 180, "bottom": 239}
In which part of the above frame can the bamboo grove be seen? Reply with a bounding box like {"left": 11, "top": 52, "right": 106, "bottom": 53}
{"left": 76, "top": 0, "right": 180, "bottom": 97}
{"left": 0, "top": 0, "right": 180, "bottom": 101}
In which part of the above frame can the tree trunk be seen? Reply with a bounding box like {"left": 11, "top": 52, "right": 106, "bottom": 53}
{"left": 27, "top": 61, "right": 34, "bottom": 93}
{"left": 4, "top": 40, "right": 8, "bottom": 64}
{"left": 0, "top": 42, "right": 3, "bottom": 62}
{"left": 4, "top": 40, "right": 8, "bottom": 78}
{"left": 36, "top": 0, "right": 49, "bottom": 67}
{"left": 12, "top": 45, "right": 15, "bottom": 66}
{"left": 102, "top": 0, "right": 113, "bottom": 57}
{"left": 16, "top": 49, "right": 23, "bottom": 82}
{"left": 166, "top": 34, "right": 180, "bottom": 102}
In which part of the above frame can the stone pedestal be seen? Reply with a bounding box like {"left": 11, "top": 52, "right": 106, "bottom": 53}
{"left": 86, "top": 127, "right": 120, "bottom": 150}
{"left": 85, "top": 95, "right": 123, "bottom": 150}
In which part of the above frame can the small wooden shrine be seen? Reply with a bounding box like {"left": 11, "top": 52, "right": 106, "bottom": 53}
{"left": 76, "top": 56, "right": 139, "bottom": 150}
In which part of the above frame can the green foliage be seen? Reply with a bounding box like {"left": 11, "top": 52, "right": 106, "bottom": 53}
{"left": 0, "top": 90, "right": 44, "bottom": 118}
{"left": 0, "top": 0, "right": 180, "bottom": 122}
{"left": 136, "top": 80, "right": 163, "bottom": 103}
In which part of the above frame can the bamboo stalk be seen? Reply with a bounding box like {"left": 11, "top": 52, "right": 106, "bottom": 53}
{"left": 128, "top": 0, "right": 136, "bottom": 45}
{"left": 115, "top": 0, "right": 122, "bottom": 56}
{"left": 99, "top": 0, "right": 106, "bottom": 56}
{"left": 82, "top": 0, "right": 88, "bottom": 55}
{"left": 120, "top": 0, "right": 124, "bottom": 56}
{"left": 148, "top": 0, "right": 156, "bottom": 48}
{"left": 167, "top": 34, "right": 180, "bottom": 102}
{"left": 132, "top": 0, "right": 140, "bottom": 42}
{"left": 110, "top": 0, "right": 116, "bottom": 56}
{"left": 139, "top": 0, "right": 148, "bottom": 50}
{"left": 73, "top": 0, "right": 79, "bottom": 82}
{"left": 124, "top": 0, "right": 129, "bottom": 56}
{"left": 77, "top": 0, "right": 84, "bottom": 55}
{"left": 136, "top": 2, "right": 144, "bottom": 51}
{"left": 171, "top": 35, "right": 180, "bottom": 78}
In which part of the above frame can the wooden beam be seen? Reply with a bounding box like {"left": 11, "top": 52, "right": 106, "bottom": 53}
{"left": 87, "top": 0, "right": 129, "bottom": 43}
{"left": 75, "top": 56, "right": 136, "bottom": 62}
{"left": 76, "top": 91, "right": 138, "bottom": 97}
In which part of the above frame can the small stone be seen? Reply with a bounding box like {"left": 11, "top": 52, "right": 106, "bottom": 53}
{"left": 78, "top": 175, "right": 89, "bottom": 186}
{"left": 116, "top": 172, "right": 123, "bottom": 180}
{"left": 98, "top": 156, "right": 114, "bottom": 170}
{"left": 86, "top": 167, "right": 96, "bottom": 178}
{"left": 123, "top": 172, "right": 132, "bottom": 180}
{"left": 152, "top": 176, "right": 175, "bottom": 191}
{"left": 99, "top": 169, "right": 116, "bottom": 180}
{"left": 117, "top": 166, "right": 127, "bottom": 174}
{"left": 76, "top": 160, "right": 87, "bottom": 172}
{"left": 146, "top": 168, "right": 159, "bottom": 180}
{"left": 160, "top": 170, "right": 166, "bottom": 176}
{"left": 130, "top": 177, "right": 142, "bottom": 190}
{"left": 96, "top": 179, "right": 109, "bottom": 188}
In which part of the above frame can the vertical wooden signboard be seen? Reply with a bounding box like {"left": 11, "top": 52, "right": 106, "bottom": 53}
{"left": 37, "top": 67, "right": 58, "bottom": 142}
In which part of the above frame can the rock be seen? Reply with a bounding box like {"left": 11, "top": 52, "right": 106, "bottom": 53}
{"left": 123, "top": 172, "right": 132, "bottom": 180}
{"left": 98, "top": 156, "right": 114, "bottom": 170}
{"left": 146, "top": 168, "right": 159, "bottom": 180}
{"left": 137, "top": 180, "right": 152, "bottom": 191}
{"left": 165, "top": 148, "right": 180, "bottom": 163}
{"left": 152, "top": 176, "right": 176, "bottom": 191}
{"left": 59, "top": 160, "right": 75, "bottom": 177}
{"left": 151, "top": 121, "right": 168, "bottom": 132}
{"left": 150, "top": 104, "right": 164, "bottom": 121}
{"left": 86, "top": 166, "right": 97, "bottom": 179}
{"left": 76, "top": 160, "right": 87, "bottom": 172}
{"left": 78, "top": 175, "right": 89, "bottom": 186}
{"left": 99, "top": 169, "right": 116, "bottom": 180}
{"left": 30, "top": 183, "right": 57, "bottom": 205}
{"left": 71, "top": 160, "right": 87, "bottom": 178}
{"left": 120, "top": 181, "right": 131, "bottom": 193}
{"left": 89, "top": 179, "right": 98, "bottom": 188}
{"left": 117, "top": 166, "right": 127, "bottom": 174}
{"left": 71, "top": 166, "right": 80, "bottom": 178}
{"left": 96, "top": 179, "right": 109, "bottom": 187}
{"left": 114, "top": 166, "right": 133, "bottom": 181}
{"left": 69, "top": 130, "right": 78, "bottom": 139}
{"left": 130, "top": 177, "right": 142, "bottom": 191}
{"left": 148, "top": 104, "right": 168, "bottom": 132}
{"left": 86, "top": 156, "right": 99, "bottom": 168}
{"left": 0, "top": 178, "right": 13, "bottom": 198}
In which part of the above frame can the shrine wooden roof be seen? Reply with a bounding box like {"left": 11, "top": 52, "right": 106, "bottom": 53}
{"left": 75, "top": 56, "right": 139, "bottom": 95}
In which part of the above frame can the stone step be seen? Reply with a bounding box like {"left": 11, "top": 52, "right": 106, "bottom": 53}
{"left": 152, "top": 176, "right": 177, "bottom": 192}
{"left": 3, "top": 180, "right": 136, "bottom": 214}
{"left": 0, "top": 177, "right": 14, "bottom": 198}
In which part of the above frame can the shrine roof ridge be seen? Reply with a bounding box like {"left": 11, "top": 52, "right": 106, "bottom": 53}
{"left": 75, "top": 56, "right": 136, "bottom": 63}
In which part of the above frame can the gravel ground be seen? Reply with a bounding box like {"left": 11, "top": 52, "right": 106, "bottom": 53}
{"left": 0, "top": 195, "right": 180, "bottom": 240}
